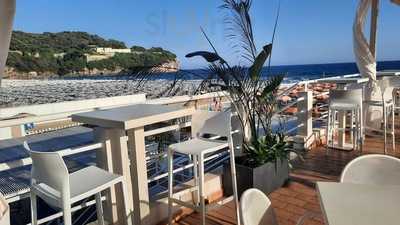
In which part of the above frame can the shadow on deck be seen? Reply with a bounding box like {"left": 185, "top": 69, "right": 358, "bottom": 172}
{"left": 172, "top": 120, "right": 400, "bottom": 225}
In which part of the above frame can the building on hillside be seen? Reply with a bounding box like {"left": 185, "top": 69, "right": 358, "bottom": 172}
{"left": 53, "top": 53, "right": 66, "bottom": 59}
{"left": 95, "top": 47, "right": 131, "bottom": 54}
{"left": 85, "top": 54, "right": 112, "bottom": 62}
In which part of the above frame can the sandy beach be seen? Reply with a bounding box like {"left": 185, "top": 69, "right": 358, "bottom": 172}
{"left": 0, "top": 79, "right": 202, "bottom": 108}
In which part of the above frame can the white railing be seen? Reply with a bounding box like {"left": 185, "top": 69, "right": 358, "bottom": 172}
{"left": 0, "top": 92, "right": 226, "bottom": 139}
{"left": 0, "top": 91, "right": 228, "bottom": 201}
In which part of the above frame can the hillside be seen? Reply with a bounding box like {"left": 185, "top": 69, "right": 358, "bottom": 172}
{"left": 6, "top": 31, "right": 178, "bottom": 77}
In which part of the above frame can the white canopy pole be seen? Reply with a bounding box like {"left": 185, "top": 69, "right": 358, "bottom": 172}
{"left": 353, "top": 0, "right": 382, "bottom": 130}
{"left": 0, "top": 0, "right": 16, "bottom": 87}
{"left": 370, "top": 0, "right": 379, "bottom": 57}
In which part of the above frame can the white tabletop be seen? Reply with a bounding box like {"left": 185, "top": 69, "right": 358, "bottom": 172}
{"left": 317, "top": 182, "right": 400, "bottom": 225}
{"left": 72, "top": 104, "right": 195, "bottom": 130}
{"left": 316, "top": 77, "right": 369, "bottom": 84}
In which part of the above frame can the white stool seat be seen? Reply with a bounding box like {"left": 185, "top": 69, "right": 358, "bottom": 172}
{"left": 168, "top": 110, "right": 240, "bottom": 225}
{"left": 364, "top": 77, "right": 397, "bottom": 153}
{"left": 33, "top": 166, "right": 123, "bottom": 208}
{"left": 365, "top": 99, "right": 393, "bottom": 106}
{"left": 326, "top": 89, "right": 363, "bottom": 151}
{"left": 329, "top": 103, "right": 359, "bottom": 111}
{"left": 70, "top": 166, "right": 123, "bottom": 203}
{"left": 169, "top": 138, "right": 228, "bottom": 155}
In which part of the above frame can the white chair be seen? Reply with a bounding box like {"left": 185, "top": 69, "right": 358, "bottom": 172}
{"left": 24, "top": 142, "right": 132, "bottom": 225}
{"left": 167, "top": 110, "right": 240, "bottom": 225}
{"left": 364, "top": 77, "right": 396, "bottom": 153}
{"left": 0, "top": 193, "right": 9, "bottom": 225}
{"left": 340, "top": 154, "right": 400, "bottom": 185}
{"left": 240, "top": 188, "right": 319, "bottom": 225}
{"left": 326, "top": 89, "right": 363, "bottom": 151}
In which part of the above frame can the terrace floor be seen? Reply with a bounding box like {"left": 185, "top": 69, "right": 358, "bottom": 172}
{"left": 169, "top": 119, "right": 400, "bottom": 225}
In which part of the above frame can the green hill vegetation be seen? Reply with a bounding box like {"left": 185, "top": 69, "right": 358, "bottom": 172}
{"left": 6, "top": 31, "right": 177, "bottom": 75}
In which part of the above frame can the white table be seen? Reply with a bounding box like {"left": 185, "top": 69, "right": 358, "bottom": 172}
{"left": 72, "top": 104, "right": 195, "bottom": 225}
{"left": 317, "top": 77, "right": 369, "bottom": 150}
{"left": 317, "top": 182, "right": 400, "bottom": 225}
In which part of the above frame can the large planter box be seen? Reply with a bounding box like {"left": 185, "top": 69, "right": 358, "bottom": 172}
{"left": 223, "top": 158, "right": 289, "bottom": 197}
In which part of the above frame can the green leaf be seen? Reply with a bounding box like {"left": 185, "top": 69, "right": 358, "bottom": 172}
{"left": 185, "top": 51, "right": 224, "bottom": 63}
{"left": 249, "top": 44, "right": 272, "bottom": 81}
{"left": 260, "top": 74, "right": 284, "bottom": 100}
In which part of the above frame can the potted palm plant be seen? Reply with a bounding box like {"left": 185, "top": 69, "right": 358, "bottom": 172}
{"left": 184, "top": 0, "right": 297, "bottom": 195}
{"left": 130, "top": 0, "right": 296, "bottom": 196}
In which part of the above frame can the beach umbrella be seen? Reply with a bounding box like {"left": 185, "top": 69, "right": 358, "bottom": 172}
{"left": 0, "top": 0, "right": 16, "bottom": 87}
{"left": 353, "top": 0, "right": 399, "bottom": 129}
{"left": 279, "top": 95, "right": 292, "bottom": 103}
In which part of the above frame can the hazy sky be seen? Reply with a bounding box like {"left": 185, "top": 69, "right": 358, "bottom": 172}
{"left": 13, "top": 0, "right": 400, "bottom": 69}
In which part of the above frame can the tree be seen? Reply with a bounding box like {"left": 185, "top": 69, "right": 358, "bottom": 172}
{"left": 131, "top": 46, "right": 146, "bottom": 52}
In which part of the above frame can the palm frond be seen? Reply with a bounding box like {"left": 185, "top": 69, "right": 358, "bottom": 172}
{"left": 220, "top": 0, "right": 257, "bottom": 63}
{"left": 260, "top": 74, "right": 284, "bottom": 100}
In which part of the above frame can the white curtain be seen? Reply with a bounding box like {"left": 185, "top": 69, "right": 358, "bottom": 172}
{"left": 353, "top": 0, "right": 382, "bottom": 129}
{"left": 0, "top": 0, "right": 16, "bottom": 87}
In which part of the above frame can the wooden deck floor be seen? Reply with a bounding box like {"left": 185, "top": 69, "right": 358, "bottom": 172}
{"left": 171, "top": 119, "right": 400, "bottom": 225}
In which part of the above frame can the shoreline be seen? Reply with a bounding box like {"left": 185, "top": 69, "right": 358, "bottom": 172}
{"left": 0, "top": 76, "right": 309, "bottom": 109}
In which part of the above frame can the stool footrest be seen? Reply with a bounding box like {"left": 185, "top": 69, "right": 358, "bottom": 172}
{"left": 170, "top": 197, "right": 200, "bottom": 211}
{"left": 206, "top": 196, "right": 234, "bottom": 211}
{"left": 173, "top": 185, "right": 198, "bottom": 197}
{"left": 170, "top": 195, "right": 235, "bottom": 213}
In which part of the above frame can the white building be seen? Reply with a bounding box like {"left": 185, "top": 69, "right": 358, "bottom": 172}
{"left": 95, "top": 47, "right": 131, "bottom": 54}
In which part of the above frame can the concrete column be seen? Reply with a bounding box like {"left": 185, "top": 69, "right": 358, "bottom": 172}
{"left": 127, "top": 127, "right": 150, "bottom": 225}
{"left": 294, "top": 91, "right": 314, "bottom": 150}
{"left": 94, "top": 127, "right": 133, "bottom": 225}
{"left": 0, "top": 0, "right": 16, "bottom": 86}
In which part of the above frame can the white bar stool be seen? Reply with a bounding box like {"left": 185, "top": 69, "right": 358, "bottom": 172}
{"left": 364, "top": 77, "right": 396, "bottom": 153}
{"left": 24, "top": 142, "right": 132, "bottom": 225}
{"left": 327, "top": 89, "right": 363, "bottom": 151}
{"left": 167, "top": 110, "right": 240, "bottom": 225}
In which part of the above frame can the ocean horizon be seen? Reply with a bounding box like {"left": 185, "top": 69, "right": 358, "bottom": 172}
{"left": 58, "top": 60, "right": 400, "bottom": 84}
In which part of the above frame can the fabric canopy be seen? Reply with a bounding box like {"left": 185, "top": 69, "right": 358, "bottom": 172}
{"left": 353, "top": 0, "right": 399, "bottom": 129}
{"left": 353, "top": 0, "right": 381, "bottom": 129}
{"left": 0, "top": 0, "right": 16, "bottom": 87}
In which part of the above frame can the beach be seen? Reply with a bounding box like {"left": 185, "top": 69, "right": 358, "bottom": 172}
{"left": 2, "top": 60, "right": 399, "bottom": 108}
{"left": 0, "top": 78, "right": 202, "bottom": 108}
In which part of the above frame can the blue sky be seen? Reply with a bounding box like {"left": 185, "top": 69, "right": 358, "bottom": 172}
{"left": 13, "top": 0, "right": 400, "bottom": 69}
